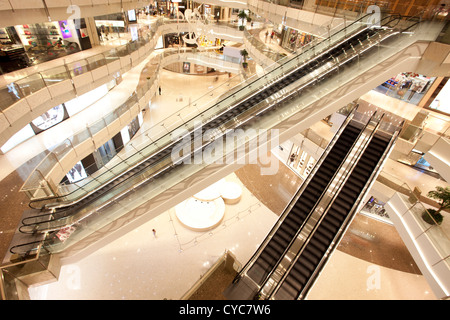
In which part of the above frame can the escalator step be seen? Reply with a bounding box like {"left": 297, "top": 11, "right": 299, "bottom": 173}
{"left": 314, "top": 227, "right": 334, "bottom": 244}
{"left": 274, "top": 230, "right": 293, "bottom": 246}
{"left": 320, "top": 219, "right": 339, "bottom": 236}
{"left": 284, "top": 214, "right": 303, "bottom": 230}
{"left": 324, "top": 213, "right": 343, "bottom": 229}
{"left": 302, "top": 247, "right": 321, "bottom": 266}
{"left": 262, "top": 246, "right": 282, "bottom": 262}
{"left": 279, "top": 279, "right": 301, "bottom": 299}
{"left": 297, "top": 253, "right": 316, "bottom": 273}
{"left": 279, "top": 222, "right": 298, "bottom": 237}
{"left": 288, "top": 266, "right": 309, "bottom": 287}
{"left": 290, "top": 206, "right": 308, "bottom": 221}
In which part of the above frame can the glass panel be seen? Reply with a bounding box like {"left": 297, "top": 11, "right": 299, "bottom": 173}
{"left": 15, "top": 73, "right": 45, "bottom": 96}
{"left": 86, "top": 54, "right": 107, "bottom": 70}
{"left": 66, "top": 59, "right": 89, "bottom": 77}
{"left": 0, "top": 83, "right": 23, "bottom": 111}
{"left": 40, "top": 66, "right": 70, "bottom": 85}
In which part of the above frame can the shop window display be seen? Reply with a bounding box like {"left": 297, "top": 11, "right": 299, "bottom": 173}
{"left": 374, "top": 72, "right": 435, "bottom": 105}
{"left": 15, "top": 22, "right": 82, "bottom": 64}
{"left": 94, "top": 13, "right": 126, "bottom": 43}
{"left": 360, "top": 196, "right": 392, "bottom": 224}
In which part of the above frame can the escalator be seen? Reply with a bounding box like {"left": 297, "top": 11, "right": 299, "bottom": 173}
{"left": 269, "top": 125, "right": 399, "bottom": 300}
{"left": 223, "top": 110, "right": 377, "bottom": 299}
{"left": 246, "top": 120, "right": 364, "bottom": 285}
{"left": 225, "top": 114, "right": 400, "bottom": 300}
{"left": 18, "top": 16, "right": 389, "bottom": 231}
{"left": 11, "top": 13, "right": 417, "bottom": 255}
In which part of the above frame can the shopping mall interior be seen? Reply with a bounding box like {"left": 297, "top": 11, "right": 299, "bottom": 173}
{"left": 0, "top": 0, "right": 449, "bottom": 301}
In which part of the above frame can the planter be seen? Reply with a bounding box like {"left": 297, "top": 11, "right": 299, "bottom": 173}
{"left": 242, "top": 62, "right": 248, "bottom": 68}
{"left": 422, "top": 209, "right": 444, "bottom": 225}
{"left": 239, "top": 25, "right": 245, "bottom": 31}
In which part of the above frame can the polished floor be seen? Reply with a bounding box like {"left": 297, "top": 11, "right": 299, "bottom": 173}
{"left": 0, "top": 20, "right": 447, "bottom": 300}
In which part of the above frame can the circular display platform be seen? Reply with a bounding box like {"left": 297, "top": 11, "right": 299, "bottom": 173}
{"left": 220, "top": 181, "right": 242, "bottom": 205}
{"left": 193, "top": 179, "right": 225, "bottom": 201}
{"left": 175, "top": 197, "right": 225, "bottom": 232}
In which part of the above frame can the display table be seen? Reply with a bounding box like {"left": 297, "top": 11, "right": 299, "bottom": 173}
{"left": 175, "top": 197, "right": 225, "bottom": 232}
{"left": 220, "top": 182, "right": 242, "bottom": 204}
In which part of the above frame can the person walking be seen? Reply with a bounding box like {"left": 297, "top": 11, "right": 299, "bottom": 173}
{"left": 158, "top": 86, "right": 161, "bottom": 95}
{"left": 152, "top": 229, "right": 157, "bottom": 238}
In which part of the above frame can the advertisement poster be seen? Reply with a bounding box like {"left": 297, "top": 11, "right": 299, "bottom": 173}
{"left": 59, "top": 20, "right": 72, "bottom": 39}
{"left": 183, "top": 62, "right": 191, "bottom": 74}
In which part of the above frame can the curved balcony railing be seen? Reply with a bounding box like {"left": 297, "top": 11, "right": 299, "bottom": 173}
{"left": 0, "top": 18, "right": 244, "bottom": 149}
{"left": 20, "top": 47, "right": 242, "bottom": 202}
{"left": 20, "top": 13, "right": 381, "bottom": 205}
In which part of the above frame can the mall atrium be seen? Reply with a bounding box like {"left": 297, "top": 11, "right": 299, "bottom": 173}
{"left": 0, "top": 0, "right": 449, "bottom": 301}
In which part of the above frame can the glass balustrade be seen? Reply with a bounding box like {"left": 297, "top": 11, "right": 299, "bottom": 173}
{"left": 29, "top": 18, "right": 409, "bottom": 246}
{"left": 16, "top": 14, "right": 440, "bottom": 256}
{"left": 379, "top": 171, "right": 450, "bottom": 274}
{"left": 21, "top": 13, "right": 393, "bottom": 204}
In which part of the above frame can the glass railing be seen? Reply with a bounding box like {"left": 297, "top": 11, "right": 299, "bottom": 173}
{"left": 17, "top": 13, "right": 433, "bottom": 255}
{"left": 21, "top": 47, "right": 241, "bottom": 203}
{"left": 21, "top": 13, "right": 377, "bottom": 205}
{"left": 0, "top": 17, "right": 241, "bottom": 114}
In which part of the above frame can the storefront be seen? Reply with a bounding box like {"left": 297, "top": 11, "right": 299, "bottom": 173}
{"left": 281, "top": 27, "right": 314, "bottom": 52}
{"left": 360, "top": 196, "right": 392, "bottom": 224}
{"left": 62, "top": 112, "right": 144, "bottom": 185}
{"left": 0, "top": 19, "right": 91, "bottom": 74}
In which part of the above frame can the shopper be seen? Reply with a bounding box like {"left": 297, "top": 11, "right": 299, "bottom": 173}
{"left": 152, "top": 229, "right": 157, "bottom": 238}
